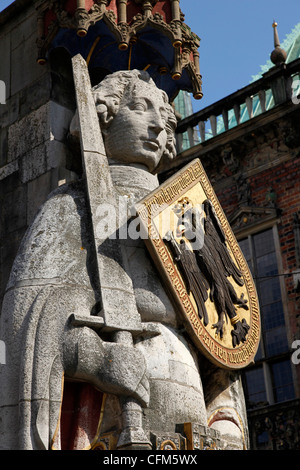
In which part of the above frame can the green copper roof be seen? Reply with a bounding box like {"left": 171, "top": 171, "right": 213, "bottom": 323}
{"left": 174, "top": 90, "right": 194, "bottom": 119}
{"left": 251, "top": 22, "right": 300, "bottom": 82}
{"left": 174, "top": 91, "right": 200, "bottom": 150}
{"left": 219, "top": 23, "right": 300, "bottom": 135}
{"left": 175, "top": 23, "right": 300, "bottom": 151}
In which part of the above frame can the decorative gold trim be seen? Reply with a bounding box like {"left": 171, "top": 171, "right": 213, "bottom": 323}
{"left": 118, "top": 42, "right": 129, "bottom": 51}
{"left": 50, "top": 373, "right": 65, "bottom": 450}
{"left": 90, "top": 393, "right": 107, "bottom": 450}
{"left": 160, "top": 439, "right": 177, "bottom": 450}
{"left": 92, "top": 441, "right": 107, "bottom": 450}
{"left": 208, "top": 406, "right": 247, "bottom": 450}
{"left": 159, "top": 66, "right": 168, "bottom": 75}
{"left": 77, "top": 28, "right": 88, "bottom": 37}
{"left": 230, "top": 314, "right": 241, "bottom": 325}
{"left": 193, "top": 92, "right": 203, "bottom": 100}
{"left": 172, "top": 72, "right": 181, "bottom": 80}
{"left": 86, "top": 36, "right": 101, "bottom": 65}
{"left": 172, "top": 39, "right": 182, "bottom": 48}
{"left": 37, "top": 57, "right": 47, "bottom": 65}
{"left": 50, "top": 377, "right": 107, "bottom": 451}
{"left": 128, "top": 43, "right": 133, "bottom": 70}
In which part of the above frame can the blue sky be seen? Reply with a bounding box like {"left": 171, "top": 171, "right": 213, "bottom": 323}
{"left": 0, "top": 0, "right": 13, "bottom": 12}
{"left": 180, "top": 0, "right": 300, "bottom": 111}
{"left": 1, "top": 0, "right": 299, "bottom": 111}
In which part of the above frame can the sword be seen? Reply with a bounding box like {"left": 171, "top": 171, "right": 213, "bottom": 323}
{"left": 71, "top": 54, "right": 152, "bottom": 450}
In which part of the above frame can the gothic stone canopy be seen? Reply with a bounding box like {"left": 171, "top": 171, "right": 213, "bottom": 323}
{"left": 35, "top": 0, "right": 203, "bottom": 101}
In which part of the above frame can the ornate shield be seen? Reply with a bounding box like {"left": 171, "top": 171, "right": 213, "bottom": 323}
{"left": 135, "top": 159, "right": 261, "bottom": 369}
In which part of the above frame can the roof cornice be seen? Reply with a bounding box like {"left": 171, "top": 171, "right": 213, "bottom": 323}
{"left": 0, "top": 0, "right": 33, "bottom": 26}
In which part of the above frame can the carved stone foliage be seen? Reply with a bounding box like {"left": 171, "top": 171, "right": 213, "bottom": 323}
{"left": 249, "top": 402, "right": 300, "bottom": 450}
{"left": 35, "top": 0, "right": 203, "bottom": 100}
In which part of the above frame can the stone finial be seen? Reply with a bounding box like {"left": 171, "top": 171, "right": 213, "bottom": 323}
{"left": 271, "top": 21, "right": 287, "bottom": 65}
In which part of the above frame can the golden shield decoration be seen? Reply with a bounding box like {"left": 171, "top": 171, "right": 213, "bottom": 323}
{"left": 135, "top": 159, "right": 261, "bottom": 370}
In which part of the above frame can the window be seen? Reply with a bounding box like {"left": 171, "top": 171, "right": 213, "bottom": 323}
{"left": 271, "top": 360, "right": 295, "bottom": 403}
{"left": 239, "top": 228, "right": 295, "bottom": 409}
{"left": 243, "top": 366, "right": 267, "bottom": 408}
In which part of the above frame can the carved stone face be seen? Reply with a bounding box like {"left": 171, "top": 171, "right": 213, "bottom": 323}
{"left": 102, "top": 81, "right": 169, "bottom": 172}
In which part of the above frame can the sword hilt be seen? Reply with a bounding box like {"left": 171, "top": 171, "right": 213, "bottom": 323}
{"left": 70, "top": 315, "right": 157, "bottom": 450}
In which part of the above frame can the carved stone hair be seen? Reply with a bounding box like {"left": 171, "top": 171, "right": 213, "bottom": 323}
{"left": 92, "top": 69, "right": 177, "bottom": 165}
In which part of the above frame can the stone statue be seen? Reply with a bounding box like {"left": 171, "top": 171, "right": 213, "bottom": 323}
{"left": 0, "top": 67, "right": 248, "bottom": 450}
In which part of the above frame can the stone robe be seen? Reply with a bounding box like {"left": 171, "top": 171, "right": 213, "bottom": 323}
{"left": 0, "top": 170, "right": 214, "bottom": 449}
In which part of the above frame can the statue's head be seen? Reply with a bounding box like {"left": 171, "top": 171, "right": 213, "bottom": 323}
{"left": 92, "top": 70, "right": 177, "bottom": 173}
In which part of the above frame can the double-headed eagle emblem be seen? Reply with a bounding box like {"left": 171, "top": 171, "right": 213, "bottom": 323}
{"left": 164, "top": 197, "right": 250, "bottom": 348}
{"left": 136, "top": 159, "right": 260, "bottom": 369}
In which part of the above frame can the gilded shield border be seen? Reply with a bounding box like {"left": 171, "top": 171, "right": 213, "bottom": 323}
{"left": 135, "top": 159, "right": 261, "bottom": 370}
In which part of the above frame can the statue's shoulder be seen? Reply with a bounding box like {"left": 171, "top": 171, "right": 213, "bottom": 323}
{"left": 5, "top": 179, "right": 90, "bottom": 291}
{"left": 24, "top": 179, "right": 88, "bottom": 241}
{"left": 39, "top": 179, "right": 87, "bottom": 217}
{"left": 46, "top": 179, "right": 86, "bottom": 203}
